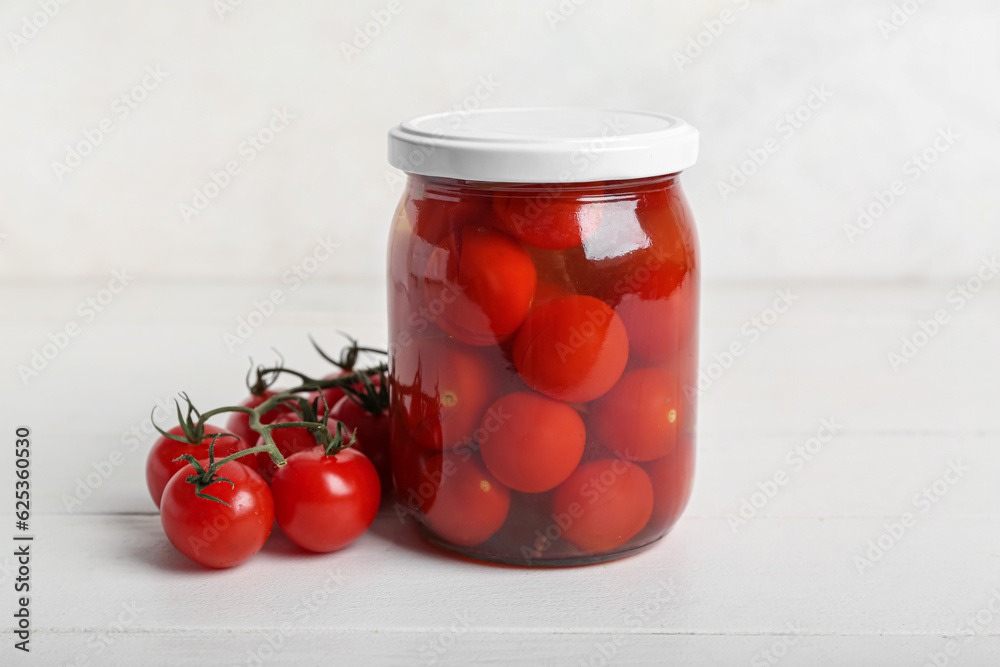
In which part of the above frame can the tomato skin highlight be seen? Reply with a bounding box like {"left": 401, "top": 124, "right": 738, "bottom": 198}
{"left": 552, "top": 459, "right": 653, "bottom": 553}
{"left": 591, "top": 368, "right": 680, "bottom": 462}
{"left": 146, "top": 425, "right": 244, "bottom": 508}
{"left": 331, "top": 395, "right": 391, "bottom": 499}
{"left": 160, "top": 460, "right": 274, "bottom": 569}
{"left": 512, "top": 295, "right": 629, "bottom": 403}
{"left": 493, "top": 184, "right": 604, "bottom": 250}
{"left": 423, "top": 455, "right": 511, "bottom": 547}
{"left": 424, "top": 225, "right": 537, "bottom": 346}
{"left": 271, "top": 447, "right": 381, "bottom": 553}
{"left": 479, "top": 392, "right": 586, "bottom": 493}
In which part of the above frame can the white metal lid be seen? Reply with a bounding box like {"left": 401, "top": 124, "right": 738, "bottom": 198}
{"left": 388, "top": 107, "right": 698, "bottom": 184}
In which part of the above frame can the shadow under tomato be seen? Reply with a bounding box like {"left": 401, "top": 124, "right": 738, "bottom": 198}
{"left": 115, "top": 513, "right": 226, "bottom": 575}
{"left": 363, "top": 506, "right": 438, "bottom": 555}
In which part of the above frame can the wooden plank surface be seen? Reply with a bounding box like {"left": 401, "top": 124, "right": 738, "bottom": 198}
{"left": 2, "top": 280, "right": 999, "bottom": 665}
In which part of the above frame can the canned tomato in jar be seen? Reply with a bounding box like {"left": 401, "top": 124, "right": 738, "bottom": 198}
{"left": 386, "top": 108, "right": 699, "bottom": 566}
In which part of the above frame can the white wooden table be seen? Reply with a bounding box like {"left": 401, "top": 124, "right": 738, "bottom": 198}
{"left": 3, "top": 279, "right": 999, "bottom": 666}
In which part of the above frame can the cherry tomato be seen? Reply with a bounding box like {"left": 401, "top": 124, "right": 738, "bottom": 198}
{"left": 331, "top": 395, "right": 390, "bottom": 498}
{"left": 424, "top": 225, "right": 537, "bottom": 346}
{"left": 270, "top": 446, "right": 380, "bottom": 553}
{"left": 308, "top": 371, "right": 350, "bottom": 411}
{"left": 146, "top": 425, "right": 244, "bottom": 508}
{"left": 643, "top": 435, "right": 694, "bottom": 529}
{"left": 479, "top": 392, "right": 586, "bottom": 493}
{"left": 615, "top": 292, "right": 689, "bottom": 365}
{"left": 591, "top": 368, "right": 680, "bottom": 461}
{"left": 310, "top": 371, "right": 382, "bottom": 413}
{"left": 423, "top": 455, "right": 511, "bottom": 547}
{"left": 253, "top": 409, "right": 337, "bottom": 484}
{"left": 612, "top": 185, "right": 695, "bottom": 363}
{"left": 405, "top": 181, "right": 498, "bottom": 245}
{"left": 160, "top": 460, "right": 274, "bottom": 568}
{"left": 635, "top": 185, "right": 690, "bottom": 258}
{"left": 394, "top": 339, "right": 496, "bottom": 450}
{"left": 512, "top": 295, "right": 629, "bottom": 403}
{"left": 224, "top": 391, "right": 284, "bottom": 452}
{"left": 552, "top": 459, "right": 653, "bottom": 553}
{"left": 493, "top": 183, "right": 604, "bottom": 250}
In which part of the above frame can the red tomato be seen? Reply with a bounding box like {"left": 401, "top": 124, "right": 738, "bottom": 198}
{"left": 635, "top": 185, "right": 690, "bottom": 257}
{"left": 146, "top": 425, "right": 244, "bottom": 508}
{"left": 424, "top": 225, "right": 537, "bottom": 346}
{"left": 612, "top": 184, "right": 696, "bottom": 363}
{"left": 552, "top": 459, "right": 653, "bottom": 553}
{"left": 493, "top": 183, "right": 604, "bottom": 250}
{"left": 310, "top": 371, "right": 382, "bottom": 413}
{"left": 160, "top": 460, "right": 274, "bottom": 568}
{"left": 253, "top": 410, "right": 337, "bottom": 484}
{"left": 642, "top": 435, "right": 694, "bottom": 529}
{"left": 615, "top": 291, "right": 687, "bottom": 365}
{"left": 405, "top": 180, "right": 498, "bottom": 245}
{"left": 331, "top": 395, "right": 390, "bottom": 498}
{"left": 479, "top": 392, "right": 586, "bottom": 493}
{"left": 423, "top": 455, "right": 511, "bottom": 547}
{"left": 224, "top": 391, "right": 284, "bottom": 452}
{"left": 512, "top": 295, "right": 629, "bottom": 403}
{"left": 393, "top": 339, "right": 496, "bottom": 450}
{"left": 591, "top": 368, "right": 680, "bottom": 461}
{"left": 309, "top": 371, "right": 350, "bottom": 411}
{"left": 270, "top": 446, "right": 380, "bottom": 553}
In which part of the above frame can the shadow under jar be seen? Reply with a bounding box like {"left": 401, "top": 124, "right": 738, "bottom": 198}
{"left": 386, "top": 108, "right": 700, "bottom": 566}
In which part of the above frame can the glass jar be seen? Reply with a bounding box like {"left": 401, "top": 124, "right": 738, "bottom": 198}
{"left": 386, "top": 108, "right": 699, "bottom": 566}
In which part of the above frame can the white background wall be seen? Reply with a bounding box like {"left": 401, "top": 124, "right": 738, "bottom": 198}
{"left": 0, "top": 0, "right": 997, "bottom": 284}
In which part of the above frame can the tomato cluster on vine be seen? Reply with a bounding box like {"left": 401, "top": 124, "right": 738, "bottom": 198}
{"left": 145, "top": 337, "right": 389, "bottom": 568}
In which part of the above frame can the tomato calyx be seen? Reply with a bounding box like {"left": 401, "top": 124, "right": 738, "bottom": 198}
{"left": 171, "top": 435, "right": 244, "bottom": 506}
{"left": 267, "top": 394, "right": 351, "bottom": 453}
{"left": 340, "top": 368, "right": 389, "bottom": 417}
{"left": 320, "top": 421, "right": 358, "bottom": 457}
{"left": 152, "top": 392, "right": 235, "bottom": 446}
{"left": 252, "top": 362, "right": 389, "bottom": 396}
{"left": 154, "top": 394, "right": 293, "bottom": 478}
{"left": 162, "top": 369, "right": 385, "bottom": 482}
{"left": 276, "top": 392, "right": 333, "bottom": 425}
{"left": 244, "top": 354, "right": 283, "bottom": 397}
{"left": 311, "top": 333, "right": 387, "bottom": 373}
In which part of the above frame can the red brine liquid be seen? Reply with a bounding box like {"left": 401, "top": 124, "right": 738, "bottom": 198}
{"left": 387, "top": 174, "right": 698, "bottom": 566}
